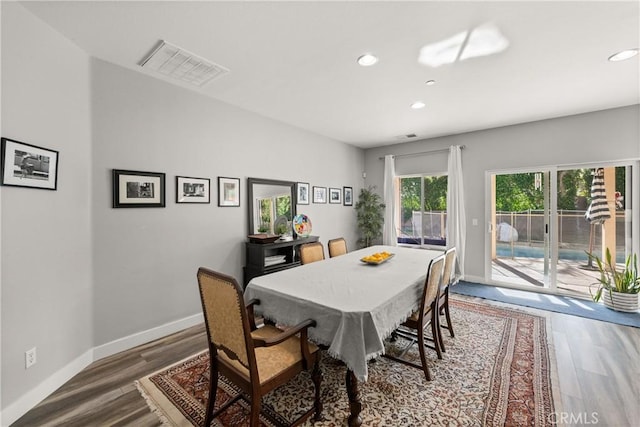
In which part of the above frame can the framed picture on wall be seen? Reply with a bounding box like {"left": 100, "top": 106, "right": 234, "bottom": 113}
{"left": 176, "top": 176, "right": 210, "bottom": 204}
{"left": 329, "top": 187, "right": 342, "bottom": 204}
{"left": 1, "top": 137, "right": 59, "bottom": 190}
{"left": 343, "top": 186, "right": 353, "bottom": 206}
{"left": 112, "top": 169, "right": 166, "bottom": 208}
{"left": 313, "top": 186, "right": 327, "bottom": 204}
{"left": 218, "top": 176, "right": 240, "bottom": 207}
{"left": 297, "top": 182, "right": 310, "bottom": 205}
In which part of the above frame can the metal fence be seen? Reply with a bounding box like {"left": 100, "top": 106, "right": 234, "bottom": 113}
{"left": 495, "top": 210, "right": 626, "bottom": 250}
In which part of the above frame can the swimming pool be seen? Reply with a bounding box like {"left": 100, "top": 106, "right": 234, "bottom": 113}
{"left": 496, "top": 245, "right": 626, "bottom": 263}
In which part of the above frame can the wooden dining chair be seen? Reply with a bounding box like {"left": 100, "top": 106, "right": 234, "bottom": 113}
{"left": 196, "top": 267, "right": 322, "bottom": 427}
{"left": 299, "top": 242, "right": 325, "bottom": 265}
{"left": 437, "top": 247, "right": 458, "bottom": 352}
{"left": 384, "top": 254, "right": 445, "bottom": 382}
{"left": 327, "top": 237, "right": 348, "bottom": 258}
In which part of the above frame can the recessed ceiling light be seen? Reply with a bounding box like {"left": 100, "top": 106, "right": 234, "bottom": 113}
{"left": 425, "top": 80, "right": 436, "bottom": 86}
{"left": 411, "top": 101, "right": 426, "bottom": 109}
{"left": 608, "top": 49, "right": 638, "bottom": 62}
{"left": 357, "top": 53, "right": 379, "bottom": 66}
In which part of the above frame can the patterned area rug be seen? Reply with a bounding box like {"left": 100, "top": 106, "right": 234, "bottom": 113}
{"left": 136, "top": 297, "right": 560, "bottom": 426}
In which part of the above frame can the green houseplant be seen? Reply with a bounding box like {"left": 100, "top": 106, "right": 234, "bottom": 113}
{"left": 587, "top": 248, "right": 640, "bottom": 312}
{"left": 355, "top": 186, "right": 385, "bottom": 248}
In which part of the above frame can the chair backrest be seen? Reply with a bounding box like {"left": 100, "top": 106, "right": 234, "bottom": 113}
{"left": 442, "top": 247, "right": 457, "bottom": 290}
{"left": 300, "top": 242, "right": 325, "bottom": 265}
{"left": 328, "top": 238, "right": 347, "bottom": 258}
{"left": 418, "top": 254, "right": 445, "bottom": 318}
{"left": 197, "top": 268, "right": 255, "bottom": 372}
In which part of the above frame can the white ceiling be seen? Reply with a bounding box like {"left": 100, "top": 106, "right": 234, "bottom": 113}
{"left": 20, "top": 1, "right": 640, "bottom": 149}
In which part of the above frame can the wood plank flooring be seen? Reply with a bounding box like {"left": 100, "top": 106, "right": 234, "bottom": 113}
{"left": 11, "top": 297, "right": 640, "bottom": 426}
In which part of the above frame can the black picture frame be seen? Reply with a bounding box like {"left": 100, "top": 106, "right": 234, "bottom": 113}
{"left": 343, "top": 186, "right": 353, "bottom": 206}
{"left": 176, "top": 176, "right": 210, "bottom": 204}
{"left": 218, "top": 176, "right": 240, "bottom": 207}
{"left": 313, "top": 186, "right": 327, "bottom": 204}
{"left": 329, "top": 187, "right": 342, "bottom": 204}
{"left": 296, "top": 182, "right": 310, "bottom": 205}
{"left": 1, "top": 137, "right": 59, "bottom": 190}
{"left": 113, "top": 169, "right": 166, "bottom": 208}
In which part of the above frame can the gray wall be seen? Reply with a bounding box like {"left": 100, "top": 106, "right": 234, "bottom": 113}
{"left": 91, "top": 59, "right": 363, "bottom": 345}
{"left": 1, "top": 2, "right": 93, "bottom": 414}
{"left": 1, "top": 3, "right": 363, "bottom": 423}
{"left": 364, "top": 105, "right": 640, "bottom": 281}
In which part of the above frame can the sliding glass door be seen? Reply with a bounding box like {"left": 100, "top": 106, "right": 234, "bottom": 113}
{"left": 490, "top": 170, "right": 551, "bottom": 289}
{"left": 488, "top": 162, "right": 637, "bottom": 298}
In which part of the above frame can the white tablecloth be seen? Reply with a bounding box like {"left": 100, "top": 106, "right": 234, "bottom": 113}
{"left": 244, "top": 245, "right": 443, "bottom": 381}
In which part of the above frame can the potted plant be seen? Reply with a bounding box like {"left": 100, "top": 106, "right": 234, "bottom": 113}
{"left": 587, "top": 248, "right": 640, "bottom": 312}
{"left": 355, "top": 186, "right": 385, "bottom": 248}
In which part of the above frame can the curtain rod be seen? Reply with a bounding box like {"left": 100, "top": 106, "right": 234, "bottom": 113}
{"left": 378, "top": 145, "right": 465, "bottom": 160}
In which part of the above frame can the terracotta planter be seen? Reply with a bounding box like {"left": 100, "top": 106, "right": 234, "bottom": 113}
{"left": 602, "top": 290, "right": 639, "bottom": 313}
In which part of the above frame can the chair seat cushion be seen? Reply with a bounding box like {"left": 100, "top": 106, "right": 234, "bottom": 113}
{"left": 219, "top": 325, "right": 318, "bottom": 385}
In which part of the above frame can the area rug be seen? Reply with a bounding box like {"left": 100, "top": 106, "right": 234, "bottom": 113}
{"left": 136, "top": 297, "right": 560, "bottom": 426}
{"left": 452, "top": 281, "right": 640, "bottom": 328}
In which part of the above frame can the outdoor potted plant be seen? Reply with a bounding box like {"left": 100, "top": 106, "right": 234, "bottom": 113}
{"left": 587, "top": 248, "right": 640, "bottom": 312}
{"left": 355, "top": 186, "right": 385, "bottom": 248}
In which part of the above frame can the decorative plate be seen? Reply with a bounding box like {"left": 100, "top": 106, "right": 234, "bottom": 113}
{"left": 292, "top": 214, "right": 312, "bottom": 237}
{"left": 360, "top": 252, "right": 395, "bottom": 265}
{"left": 273, "top": 215, "right": 289, "bottom": 235}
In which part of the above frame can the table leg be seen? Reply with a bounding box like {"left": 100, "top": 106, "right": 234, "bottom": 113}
{"left": 346, "top": 369, "right": 362, "bottom": 427}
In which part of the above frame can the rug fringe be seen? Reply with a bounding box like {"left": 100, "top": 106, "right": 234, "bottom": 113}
{"left": 135, "top": 380, "right": 173, "bottom": 426}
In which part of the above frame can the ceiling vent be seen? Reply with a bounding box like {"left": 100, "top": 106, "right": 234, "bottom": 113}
{"left": 140, "top": 40, "right": 229, "bottom": 87}
{"left": 395, "top": 134, "right": 418, "bottom": 140}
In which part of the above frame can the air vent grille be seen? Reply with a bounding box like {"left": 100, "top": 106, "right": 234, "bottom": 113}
{"left": 395, "top": 134, "right": 418, "bottom": 140}
{"left": 140, "top": 40, "right": 229, "bottom": 87}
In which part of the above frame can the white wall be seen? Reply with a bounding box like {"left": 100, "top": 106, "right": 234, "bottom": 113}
{"left": 364, "top": 105, "right": 640, "bottom": 282}
{"left": 90, "top": 58, "right": 363, "bottom": 347}
{"left": 1, "top": 2, "right": 93, "bottom": 422}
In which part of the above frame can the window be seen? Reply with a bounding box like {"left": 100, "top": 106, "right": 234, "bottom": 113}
{"left": 397, "top": 174, "right": 448, "bottom": 247}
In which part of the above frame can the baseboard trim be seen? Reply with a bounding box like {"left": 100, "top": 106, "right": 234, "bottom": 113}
{"left": 93, "top": 313, "right": 203, "bottom": 360}
{"left": 2, "top": 349, "right": 93, "bottom": 427}
{"left": 2, "top": 313, "right": 203, "bottom": 427}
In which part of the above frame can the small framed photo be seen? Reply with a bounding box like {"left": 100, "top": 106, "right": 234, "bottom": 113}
{"left": 297, "top": 182, "right": 310, "bottom": 205}
{"left": 218, "top": 176, "right": 240, "bottom": 207}
{"left": 1, "top": 137, "right": 59, "bottom": 190}
{"left": 176, "top": 176, "right": 210, "bottom": 204}
{"left": 113, "top": 169, "right": 165, "bottom": 208}
{"left": 329, "top": 187, "right": 342, "bottom": 204}
{"left": 313, "top": 186, "right": 327, "bottom": 204}
{"left": 343, "top": 186, "right": 353, "bottom": 206}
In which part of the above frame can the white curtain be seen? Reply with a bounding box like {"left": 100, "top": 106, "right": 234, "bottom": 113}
{"left": 383, "top": 155, "right": 397, "bottom": 246}
{"left": 446, "top": 145, "right": 466, "bottom": 278}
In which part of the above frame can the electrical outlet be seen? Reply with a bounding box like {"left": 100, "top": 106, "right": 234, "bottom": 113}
{"left": 25, "top": 347, "right": 37, "bottom": 369}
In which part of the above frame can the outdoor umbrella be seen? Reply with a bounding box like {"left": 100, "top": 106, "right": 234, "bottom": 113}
{"left": 584, "top": 168, "right": 610, "bottom": 268}
{"left": 584, "top": 168, "right": 611, "bottom": 224}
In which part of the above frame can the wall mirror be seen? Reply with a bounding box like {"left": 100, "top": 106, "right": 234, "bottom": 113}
{"left": 247, "top": 177, "right": 297, "bottom": 235}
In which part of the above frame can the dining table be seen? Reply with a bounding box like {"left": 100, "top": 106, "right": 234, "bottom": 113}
{"left": 244, "top": 244, "right": 443, "bottom": 426}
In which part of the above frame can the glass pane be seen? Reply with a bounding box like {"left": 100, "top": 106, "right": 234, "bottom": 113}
{"left": 422, "top": 176, "right": 447, "bottom": 246}
{"left": 398, "top": 177, "right": 421, "bottom": 245}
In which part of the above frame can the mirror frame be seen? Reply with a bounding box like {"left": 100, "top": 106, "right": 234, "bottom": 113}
{"left": 247, "top": 177, "right": 297, "bottom": 235}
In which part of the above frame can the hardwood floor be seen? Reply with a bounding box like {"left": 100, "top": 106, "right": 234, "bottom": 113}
{"left": 12, "top": 298, "right": 640, "bottom": 426}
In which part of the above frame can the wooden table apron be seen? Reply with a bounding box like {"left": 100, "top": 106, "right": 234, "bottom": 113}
{"left": 244, "top": 245, "right": 443, "bottom": 426}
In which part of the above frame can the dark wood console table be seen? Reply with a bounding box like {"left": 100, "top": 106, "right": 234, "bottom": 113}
{"left": 243, "top": 236, "right": 319, "bottom": 287}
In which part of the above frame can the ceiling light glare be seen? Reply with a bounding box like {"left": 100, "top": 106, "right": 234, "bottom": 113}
{"left": 411, "top": 101, "right": 426, "bottom": 109}
{"left": 608, "top": 49, "right": 638, "bottom": 62}
{"left": 357, "top": 53, "right": 379, "bottom": 66}
{"left": 425, "top": 80, "right": 436, "bottom": 86}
